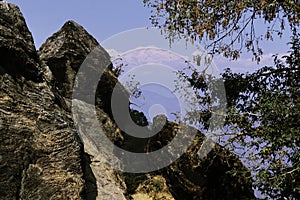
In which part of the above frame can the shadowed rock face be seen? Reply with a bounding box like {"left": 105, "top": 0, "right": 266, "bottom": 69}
{"left": 123, "top": 115, "right": 255, "bottom": 200}
{"left": 153, "top": 121, "right": 254, "bottom": 200}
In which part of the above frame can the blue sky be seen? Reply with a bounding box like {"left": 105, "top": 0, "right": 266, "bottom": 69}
{"left": 8, "top": 0, "right": 152, "bottom": 48}
{"left": 9, "top": 0, "right": 291, "bottom": 61}
{"left": 7, "top": 0, "right": 293, "bottom": 118}
{"left": 8, "top": 0, "right": 293, "bottom": 124}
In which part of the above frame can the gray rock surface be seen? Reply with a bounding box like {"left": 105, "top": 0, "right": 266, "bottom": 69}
{"left": 72, "top": 99, "right": 126, "bottom": 200}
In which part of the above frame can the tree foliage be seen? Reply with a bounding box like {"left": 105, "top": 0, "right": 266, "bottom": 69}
{"left": 179, "top": 34, "right": 299, "bottom": 199}
{"left": 223, "top": 34, "right": 299, "bottom": 199}
{"left": 144, "top": 0, "right": 300, "bottom": 61}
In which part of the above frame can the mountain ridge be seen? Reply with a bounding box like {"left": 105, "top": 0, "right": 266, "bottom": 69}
{"left": 0, "top": 3, "right": 256, "bottom": 200}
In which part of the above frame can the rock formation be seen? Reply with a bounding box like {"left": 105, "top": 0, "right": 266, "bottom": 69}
{"left": 0, "top": 2, "right": 256, "bottom": 200}
{"left": 0, "top": 3, "right": 126, "bottom": 200}
{"left": 38, "top": 20, "right": 128, "bottom": 200}
{"left": 0, "top": 3, "right": 84, "bottom": 199}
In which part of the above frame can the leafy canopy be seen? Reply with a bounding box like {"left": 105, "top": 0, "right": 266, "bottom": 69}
{"left": 223, "top": 34, "right": 300, "bottom": 199}
{"left": 175, "top": 32, "right": 300, "bottom": 199}
{"left": 144, "top": 0, "right": 299, "bottom": 61}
